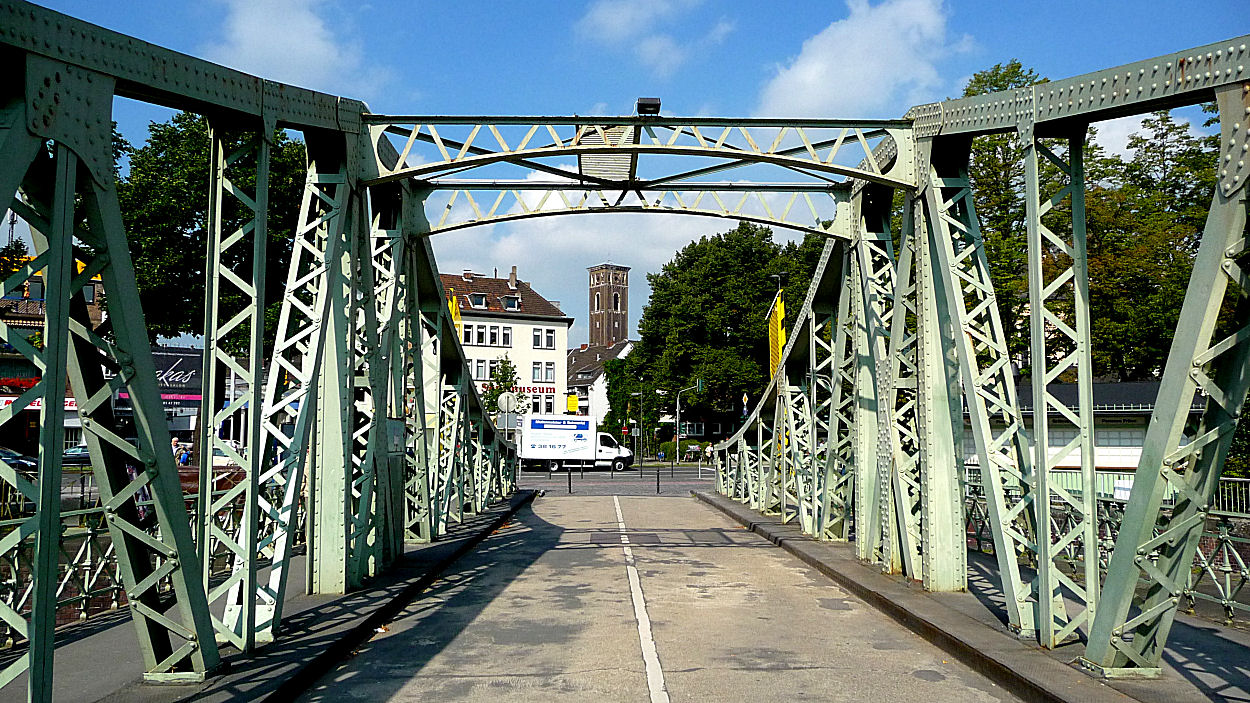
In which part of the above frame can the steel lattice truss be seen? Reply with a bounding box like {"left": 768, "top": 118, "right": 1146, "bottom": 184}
{"left": 1, "top": 2, "right": 1249, "bottom": 699}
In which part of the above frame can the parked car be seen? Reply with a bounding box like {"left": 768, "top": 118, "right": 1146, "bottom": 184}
{"left": 0, "top": 446, "right": 37, "bottom": 471}
{"left": 62, "top": 445, "right": 92, "bottom": 466}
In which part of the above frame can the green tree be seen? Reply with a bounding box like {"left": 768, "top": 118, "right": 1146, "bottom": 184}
{"left": 116, "top": 112, "right": 306, "bottom": 343}
{"left": 481, "top": 354, "right": 527, "bottom": 415}
{"left": 1084, "top": 110, "right": 1216, "bottom": 380}
{"left": 628, "top": 221, "right": 824, "bottom": 434}
{"left": 0, "top": 239, "right": 30, "bottom": 281}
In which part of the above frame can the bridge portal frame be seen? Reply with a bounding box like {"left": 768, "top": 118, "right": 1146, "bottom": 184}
{"left": 0, "top": 2, "right": 1248, "bottom": 699}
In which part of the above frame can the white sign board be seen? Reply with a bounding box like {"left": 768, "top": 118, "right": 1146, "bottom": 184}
{"left": 519, "top": 414, "right": 595, "bottom": 461}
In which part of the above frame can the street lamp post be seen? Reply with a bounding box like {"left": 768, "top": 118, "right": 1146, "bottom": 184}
{"left": 630, "top": 391, "right": 644, "bottom": 471}
{"left": 674, "top": 383, "right": 698, "bottom": 477}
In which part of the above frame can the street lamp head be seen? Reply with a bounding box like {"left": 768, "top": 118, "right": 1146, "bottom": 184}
{"left": 635, "top": 97, "right": 661, "bottom": 115}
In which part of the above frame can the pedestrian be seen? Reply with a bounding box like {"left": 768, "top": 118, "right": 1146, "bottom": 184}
{"left": 171, "top": 436, "right": 179, "bottom": 457}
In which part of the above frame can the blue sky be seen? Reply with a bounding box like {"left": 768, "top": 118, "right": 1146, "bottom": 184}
{"left": 26, "top": 0, "right": 1250, "bottom": 346}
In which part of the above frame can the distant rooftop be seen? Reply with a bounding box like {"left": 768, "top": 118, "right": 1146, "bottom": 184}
{"left": 567, "top": 340, "right": 633, "bottom": 387}
{"left": 1012, "top": 381, "right": 1204, "bottom": 414}
{"left": 440, "top": 266, "right": 569, "bottom": 320}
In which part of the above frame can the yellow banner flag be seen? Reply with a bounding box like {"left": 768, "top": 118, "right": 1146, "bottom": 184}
{"left": 447, "top": 286, "right": 462, "bottom": 337}
{"left": 768, "top": 289, "right": 786, "bottom": 377}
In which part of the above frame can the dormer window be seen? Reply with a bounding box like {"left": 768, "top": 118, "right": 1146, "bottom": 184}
{"left": 469, "top": 293, "right": 487, "bottom": 309}
{"left": 502, "top": 295, "right": 520, "bottom": 311}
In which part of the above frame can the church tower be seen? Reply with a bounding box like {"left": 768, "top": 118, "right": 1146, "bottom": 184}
{"left": 588, "top": 263, "right": 629, "bottom": 346}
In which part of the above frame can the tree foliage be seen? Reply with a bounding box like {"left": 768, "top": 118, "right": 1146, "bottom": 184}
{"left": 0, "top": 239, "right": 30, "bottom": 282}
{"left": 960, "top": 62, "right": 1217, "bottom": 383}
{"left": 481, "top": 354, "right": 527, "bottom": 415}
{"left": 116, "top": 112, "right": 306, "bottom": 343}
{"left": 615, "top": 222, "right": 824, "bottom": 439}
{"left": 963, "top": 60, "right": 1046, "bottom": 368}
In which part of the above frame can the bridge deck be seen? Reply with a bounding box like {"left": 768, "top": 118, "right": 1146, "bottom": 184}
{"left": 297, "top": 492, "right": 1017, "bottom": 703}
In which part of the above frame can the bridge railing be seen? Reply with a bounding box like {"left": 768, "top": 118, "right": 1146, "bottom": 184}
{"left": 959, "top": 465, "right": 1250, "bottom": 625}
{"left": 0, "top": 482, "right": 308, "bottom": 651}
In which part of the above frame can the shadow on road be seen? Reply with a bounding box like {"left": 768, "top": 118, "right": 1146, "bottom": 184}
{"left": 297, "top": 501, "right": 566, "bottom": 702}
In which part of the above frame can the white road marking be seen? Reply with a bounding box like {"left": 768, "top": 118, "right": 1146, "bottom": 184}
{"left": 613, "top": 495, "right": 670, "bottom": 703}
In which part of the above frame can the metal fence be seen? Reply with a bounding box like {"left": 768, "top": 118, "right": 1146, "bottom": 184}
{"left": 0, "top": 482, "right": 305, "bottom": 650}
{"left": 961, "top": 465, "right": 1250, "bottom": 624}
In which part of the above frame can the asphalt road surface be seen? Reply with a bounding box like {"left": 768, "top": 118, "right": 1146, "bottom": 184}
{"left": 297, "top": 493, "right": 1019, "bottom": 703}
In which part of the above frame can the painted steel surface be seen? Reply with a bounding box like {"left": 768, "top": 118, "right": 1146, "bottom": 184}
{"left": 1, "top": 2, "right": 1249, "bottom": 697}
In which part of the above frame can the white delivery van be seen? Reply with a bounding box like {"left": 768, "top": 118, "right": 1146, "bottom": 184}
{"left": 519, "top": 414, "right": 634, "bottom": 471}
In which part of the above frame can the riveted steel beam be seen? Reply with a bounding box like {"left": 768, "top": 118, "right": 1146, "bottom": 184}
{"left": 915, "top": 35, "right": 1250, "bottom": 138}
{"left": 1084, "top": 81, "right": 1250, "bottom": 675}
{"left": 198, "top": 117, "right": 270, "bottom": 652}
{"left": 919, "top": 135, "right": 1038, "bottom": 635}
{"left": 1024, "top": 127, "right": 1097, "bottom": 647}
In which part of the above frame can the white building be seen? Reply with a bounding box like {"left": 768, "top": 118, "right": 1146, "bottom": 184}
{"left": 963, "top": 381, "right": 1203, "bottom": 471}
{"left": 441, "top": 267, "right": 573, "bottom": 415}
{"left": 567, "top": 340, "right": 632, "bottom": 426}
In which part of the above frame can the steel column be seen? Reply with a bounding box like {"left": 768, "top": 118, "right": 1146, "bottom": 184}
{"left": 1085, "top": 82, "right": 1250, "bottom": 674}
{"left": 920, "top": 136, "right": 1038, "bottom": 635}
{"left": 1023, "top": 127, "right": 1097, "bottom": 647}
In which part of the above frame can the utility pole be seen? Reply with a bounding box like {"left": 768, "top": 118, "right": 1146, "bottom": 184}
{"left": 674, "top": 379, "right": 702, "bottom": 477}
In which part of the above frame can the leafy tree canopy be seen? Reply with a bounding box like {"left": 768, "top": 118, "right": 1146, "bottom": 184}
{"left": 612, "top": 221, "right": 824, "bottom": 439}
{"left": 116, "top": 112, "right": 306, "bottom": 343}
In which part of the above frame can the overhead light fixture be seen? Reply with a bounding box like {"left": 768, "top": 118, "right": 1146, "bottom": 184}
{"left": 635, "top": 97, "right": 661, "bottom": 115}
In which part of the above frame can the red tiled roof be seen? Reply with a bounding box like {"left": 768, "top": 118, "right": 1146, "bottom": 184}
{"left": 567, "top": 340, "right": 632, "bottom": 386}
{"left": 439, "top": 273, "right": 568, "bottom": 320}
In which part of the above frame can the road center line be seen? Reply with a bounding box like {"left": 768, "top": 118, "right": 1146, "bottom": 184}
{"left": 613, "top": 495, "right": 670, "bottom": 703}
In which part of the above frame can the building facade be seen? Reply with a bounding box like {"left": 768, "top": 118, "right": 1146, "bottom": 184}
{"left": 441, "top": 267, "right": 573, "bottom": 415}
{"left": 588, "top": 263, "right": 629, "bottom": 347}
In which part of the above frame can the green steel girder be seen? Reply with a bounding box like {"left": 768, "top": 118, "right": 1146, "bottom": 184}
{"left": 6, "top": 5, "right": 1250, "bottom": 695}
{"left": 912, "top": 36, "right": 1250, "bottom": 139}
{"left": 2, "top": 56, "right": 220, "bottom": 699}
{"left": 198, "top": 118, "right": 270, "bottom": 652}
{"left": 417, "top": 184, "right": 845, "bottom": 239}
{"left": 0, "top": 1, "right": 365, "bottom": 132}
{"left": 818, "top": 248, "right": 858, "bottom": 542}
{"left": 1084, "top": 81, "right": 1250, "bottom": 674}
{"left": 910, "top": 190, "right": 966, "bottom": 593}
{"left": 851, "top": 219, "right": 897, "bottom": 570}
{"left": 919, "top": 135, "right": 1039, "bottom": 635}
{"left": 363, "top": 118, "right": 913, "bottom": 190}
{"left": 1023, "top": 126, "right": 1098, "bottom": 647}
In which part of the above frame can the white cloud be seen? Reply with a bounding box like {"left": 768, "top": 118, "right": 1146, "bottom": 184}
{"left": 756, "top": 0, "right": 963, "bottom": 117}
{"left": 1092, "top": 115, "right": 1145, "bottom": 160}
{"left": 704, "top": 18, "right": 734, "bottom": 45}
{"left": 201, "top": 0, "right": 392, "bottom": 102}
{"left": 576, "top": 0, "right": 701, "bottom": 44}
{"left": 636, "top": 35, "right": 686, "bottom": 79}
{"left": 575, "top": 0, "right": 728, "bottom": 80}
{"left": 432, "top": 211, "right": 753, "bottom": 346}
{"left": 1092, "top": 109, "right": 1209, "bottom": 161}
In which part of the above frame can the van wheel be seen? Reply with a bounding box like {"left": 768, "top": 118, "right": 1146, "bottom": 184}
{"left": 547, "top": 460, "right": 561, "bottom": 472}
{"left": 612, "top": 459, "right": 627, "bottom": 472}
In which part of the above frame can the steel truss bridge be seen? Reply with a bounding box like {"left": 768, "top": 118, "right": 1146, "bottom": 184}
{"left": 0, "top": 1, "right": 1247, "bottom": 698}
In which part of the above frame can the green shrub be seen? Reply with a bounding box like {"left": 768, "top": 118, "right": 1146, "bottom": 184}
{"left": 658, "top": 440, "right": 701, "bottom": 460}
